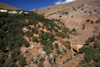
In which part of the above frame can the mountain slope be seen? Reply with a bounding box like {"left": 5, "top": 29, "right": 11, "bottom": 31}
{"left": 32, "top": 0, "right": 100, "bottom": 45}
{"left": 32, "top": 0, "right": 100, "bottom": 16}
{"left": 0, "top": 3, "right": 22, "bottom": 10}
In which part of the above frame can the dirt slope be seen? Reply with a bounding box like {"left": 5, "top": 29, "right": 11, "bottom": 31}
{"left": 0, "top": 3, "right": 22, "bottom": 10}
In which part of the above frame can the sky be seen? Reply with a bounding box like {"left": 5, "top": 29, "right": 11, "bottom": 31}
{"left": 0, "top": 0, "right": 75, "bottom": 11}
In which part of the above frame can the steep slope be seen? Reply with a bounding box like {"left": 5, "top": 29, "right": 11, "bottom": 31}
{"left": 32, "top": 0, "right": 100, "bottom": 45}
{"left": 32, "top": 0, "right": 100, "bottom": 16}
{"left": 0, "top": 3, "right": 22, "bottom": 10}
{"left": 31, "top": 0, "right": 100, "bottom": 66}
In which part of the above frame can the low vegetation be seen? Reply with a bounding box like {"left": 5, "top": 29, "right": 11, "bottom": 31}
{"left": 78, "top": 34, "right": 100, "bottom": 67}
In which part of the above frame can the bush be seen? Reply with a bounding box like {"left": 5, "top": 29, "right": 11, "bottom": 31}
{"left": 25, "top": 31, "right": 33, "bottom": 37}
{"left": 74, "top": 52, "right": 77, "bottom": 56}
{"left": 72, "top": 28, "right": 76, "bottom": 32}
{"left": 82, "top": 24, "right": 85, "bottom": 30}
{"left": 27, "top": 26, "right": 31, "bottom": 30}
{"left": 55, "top": 43, "right": 58, "bottom": 49}
{"left": 63, "top": 57, "right": 72, "bottom": 64}
{"left": 46, "top": 50, "right": 53, "bottom": 55}
{"left": 41, "top": 30, "right": 44, "bottom": 34}
{"left": 54, "top": 28, "right": 58, "bottom": 32}
{"left": 93, "top": 42, "right": 100, "bottom": 48}
{"left": 48, "top": 58, "right": 52, "bottom": 64}
{"left": 29, "top": 38, "right": 31, "bottom": 41}
{"left": 26, "top": 50, "right": 29, "bottom": 53}
{"left": 32, "top": 28, "right": 39, "bottom": 34}
{"left": 60, "top": 56, "right": 62, "bottom": 59}
{"left": 86, "top": 19, "right": 90, "bottom": 22}
{"left": 85, "top": 39, "right": 90, "bottom": 45}
{"left": 43, "top": 46, "right": 48, "bottom": 51}
{"left": 40, "top": 40, "right": 48, "bottom": 45}
{"left": 59, "top": 15, "right": 62, "bottom": 17}
{"left": 96, "top": 18, "right": 100, "bottom": 23}
{"left": 39, "top": 57, "right": 45, "bottom": 62}
{"left": 96, "top": 34, "right": 100, "bottom": 40}
{"left": 79, "top": 46, "right": 86, "bottom": 54}
{"left": 57, "top": 49, "right": 62, "bottom": 54}
{"left": 37, "top": 62, "right": 44, "bottom": 67}
{"left": 32, "top": 36, "right": 39, "bottom": 43}
{"left": 38, "top": 24, "right": 41, "bottom": 28}
{"left": 91, "top": 20, "right": 94, "bottom": 24}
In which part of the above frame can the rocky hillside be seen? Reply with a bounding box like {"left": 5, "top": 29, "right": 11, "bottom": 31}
{"left": 32, "top": 0, "right": 100, "bottom": 45}
{"left": 0, "top": 3, "right": 22, "bottom": 10}
{"left": 0, "top": 11, "right": 81, "bottom": 67}
{"left": 0, "top": 0, "right": 100, "bottom": 67}
{"left": 32, "top": 0, "right": 100, "bottom": 16}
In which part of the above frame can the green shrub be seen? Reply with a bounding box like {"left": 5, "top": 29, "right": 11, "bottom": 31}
{"left": 93, "top": 42, "right": 100, "bottom": 48}
{"left": 85, "top": 39, "right": 90, "bottom": 45}
{"left": 29, "top": 38, "right": 31, "bottom": 41}
{"left": 38, "top": 24, "right": 41, "bottom": 28}
{"left": 46, "top": 50, "right": 53, "bottom": 55}
{"left": 59, "top": 15, "right": 62, "bottom": 17}
{"left": 74, "top": 52, "right": 77, "bottom": 56}
{"left": 25, "top": 31, "right": 33, "bottom": 37}
{"left": 63, "top": 57, "right": 72, "bottom": 64}
{"left": 55, "top": 43, "right": 58, "bottom": 49}
{"left": 26, "top": 50, "right": 29, "bottom": 53}
{"left": 39, "top": 57, "right": 45, "bottom": 62}
{"left": 91, "top": 20, "right": 94, "bottom": 24}
{"left": 57, "top": 49, "right": 62, "bottom": 54}
{"left": 82, "top": 24, "right": 85, "bottom": 30}
{"left": 43, "top": 46, "right": 48, "bottom": 51}
{"left": 60, "top": 56, "right": 62, "bottom": 59}
{"left": 96, "top": 18, "right": 100, "bottom": 23}
{"left": 72, "top": 28, "right": 76, "bottom": 32}
{"left": 32, "top": 36, "right": 39, "bottom": 43}
{"left": 37, "top": 62, "right": 44, "bottom": 67}
{"left": 86, "top": 19, "right": 90, "bottom": 22}
{"left": 41, "top": 30, "right": 44, "bottom": 34}
{"left": 27, "top": 26, "right": 31, "bottom": 30}
{"left": 96, "top": 34, "right": 100, "bottom": 40}
{"left": 48, "top": 58, "right": 52, "bottom": 64}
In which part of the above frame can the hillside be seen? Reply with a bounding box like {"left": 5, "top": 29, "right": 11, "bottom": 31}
{"left": 0, "top": 3, "right": 22, "bottom": 10}
{"left": 32, "top": 0, "right": 100, "bottom": 16}
{"left": 0, "top": 0, "right": 100, "bottom": 67}
{"left": 0, "top": 11, "right": 79, "bottom": 67}
{"left": 32, "top": 0, "right": 100, "bottom": 45}
{"left": 31, "top": 0, "right": 100, "bottom": 67}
